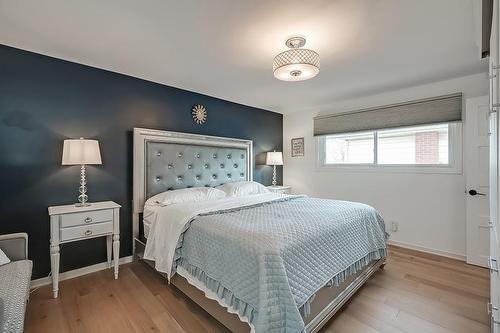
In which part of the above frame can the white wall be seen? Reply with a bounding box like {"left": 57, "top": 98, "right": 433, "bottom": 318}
{"left": 283, "top": 73, "right": 488, "bottom": 259}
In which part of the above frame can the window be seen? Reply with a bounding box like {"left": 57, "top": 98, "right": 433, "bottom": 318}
{"left": 324, "top": 132, "right": 374, "bottom": 164}
{"left": 377, "top": 124, "right": 449, "bottom": 165}
{"left": 318, "top": 123, "right": 461, "bottom": 173}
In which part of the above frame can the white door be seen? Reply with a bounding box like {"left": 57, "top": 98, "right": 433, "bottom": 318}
{"left": 466, "top": 96, "right": 491, "bottom": 267}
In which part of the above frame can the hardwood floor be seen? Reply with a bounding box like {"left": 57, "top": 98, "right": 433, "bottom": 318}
{"left": 25, "top": 245, "right": 490, "bottom": 333}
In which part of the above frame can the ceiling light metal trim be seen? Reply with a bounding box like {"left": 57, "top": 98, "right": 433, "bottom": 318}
{"left": 285, "top": 35, "right": 306, "bottom": 49}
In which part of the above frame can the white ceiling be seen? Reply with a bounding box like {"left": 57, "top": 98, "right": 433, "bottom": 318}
{"left": 0, "top": 0, "right": 487, "bottom": 114}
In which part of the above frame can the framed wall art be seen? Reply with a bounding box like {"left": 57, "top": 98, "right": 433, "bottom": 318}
{"left": 291, "top": 137, "right": 304, "bottom": 157}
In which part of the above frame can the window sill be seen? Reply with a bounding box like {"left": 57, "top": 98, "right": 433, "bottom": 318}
{"left": 316, "top": 164, "right": 462, "bottom": 175}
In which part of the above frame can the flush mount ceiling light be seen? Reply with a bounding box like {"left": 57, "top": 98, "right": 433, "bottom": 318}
{"left": 273, "top": 36, "right": 320, "bottom": 82}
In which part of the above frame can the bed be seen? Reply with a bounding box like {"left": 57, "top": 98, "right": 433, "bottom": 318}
{"left": 132, "top": 128, "right": 387, "bottom": 333}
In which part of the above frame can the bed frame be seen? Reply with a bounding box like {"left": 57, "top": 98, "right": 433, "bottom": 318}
{"left": 132, "top": 127, "right": 386, "bottom": 333}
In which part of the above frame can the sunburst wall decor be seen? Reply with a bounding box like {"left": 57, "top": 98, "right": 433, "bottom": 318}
{"left": 192, "top": 104, "right": 207, "bottom": 124}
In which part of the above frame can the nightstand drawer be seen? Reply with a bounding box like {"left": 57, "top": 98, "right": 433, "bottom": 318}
{"left": 60, "top": 209, "right": 113, "bottom": 228}
{"left": 60, "top": 222, "right": 113, "bottom": 242}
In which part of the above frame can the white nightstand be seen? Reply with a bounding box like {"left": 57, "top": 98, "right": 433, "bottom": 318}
{"left": 48, "top": 201, "right": 121, "bottom": 298}
{"left": 267, "top": 185, "right": 292, "bottom": 194}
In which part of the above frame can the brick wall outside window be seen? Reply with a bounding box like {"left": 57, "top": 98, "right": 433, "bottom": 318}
{"left": 415, "top": 131, "right": 439, "bottom": 164}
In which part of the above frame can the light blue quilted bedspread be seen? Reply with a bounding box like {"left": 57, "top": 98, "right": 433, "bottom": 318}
{"left": 174, "top": 196, "right": 387, "bottom": 333}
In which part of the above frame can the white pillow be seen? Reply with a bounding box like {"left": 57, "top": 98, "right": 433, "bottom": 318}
{"left": 0, "top": 248, "right": 10, "bottom": 266}
{"left": 217, "top": 181, "right": 269, "bottom": 197}
{"left": 146, "top": 187, "right": 226, "bottom": 206}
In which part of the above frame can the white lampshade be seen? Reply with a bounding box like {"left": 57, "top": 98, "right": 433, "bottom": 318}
{"left": 62, "top": 138, "right": 102, "bottom": 165}
{"left": 266, "top": 151, "right": 283, "bottom": 166}
{"left": 273, "top": 49, "right": 320, "bottom": 81}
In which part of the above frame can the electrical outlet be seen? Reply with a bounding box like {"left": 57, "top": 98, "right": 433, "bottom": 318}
{"left": 391, "top": 221, "right": 398, "bottom": 232}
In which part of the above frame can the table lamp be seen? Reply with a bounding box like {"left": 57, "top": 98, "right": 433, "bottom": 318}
{"left": 62, "top": 138, "right": 102, "bottom": 206}
{"left": 266, "top": 151, "right": 283, "bottom": 187}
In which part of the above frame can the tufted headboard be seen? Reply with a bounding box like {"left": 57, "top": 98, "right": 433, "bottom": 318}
{"left": 132, "top": 128, "right": 253, "bottom": 243}
{"left": 146, "top": 142, "right": 249, "bottom": 197}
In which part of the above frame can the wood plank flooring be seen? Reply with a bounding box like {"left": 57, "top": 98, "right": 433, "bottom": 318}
{"left": 25, "top": 245, "right": 490, "bottom": 333}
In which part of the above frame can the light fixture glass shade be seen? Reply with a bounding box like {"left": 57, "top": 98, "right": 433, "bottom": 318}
{"left": 62, "top": 139, "right": 102, "bottom": 165}
{"left": 266, "top": 151, "right": 283, "bottom": 166}
{"left": 273, "top": 48, "right": 320, "bottom": 81}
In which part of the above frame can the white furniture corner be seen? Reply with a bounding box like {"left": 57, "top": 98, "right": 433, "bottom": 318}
{"left": 48, "top": 201, "right": 121, "bottom": 298}
{"left": 489, "top": 0, "right": 500, "bottom": 329}
{"left": 266, "top": 185, "right": 291, "bottom": 194}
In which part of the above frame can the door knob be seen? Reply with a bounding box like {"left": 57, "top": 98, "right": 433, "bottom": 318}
{"left": 468, "top": 189, "right": 486, "bottom": 196}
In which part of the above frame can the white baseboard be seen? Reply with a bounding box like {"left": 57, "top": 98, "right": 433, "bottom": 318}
{"left": 30, "top": 255, "right": 134, "bottom": 289}
{"left": 388, "top": 240, "right": 466, "bottom": 261}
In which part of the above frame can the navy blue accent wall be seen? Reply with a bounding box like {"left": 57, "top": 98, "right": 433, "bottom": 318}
{"left": 0, "top": 45, "right": 283, "bottom": 279}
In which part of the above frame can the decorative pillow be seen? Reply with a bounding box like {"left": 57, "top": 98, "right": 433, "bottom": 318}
{"left": 0, "top": 248, "right": 10, "bottom": 266}
{"left": 146, "top": 187, "right": 227, "bottom": 206}
{"left": 217, "top": 181, "right": 269, "bottom": 197}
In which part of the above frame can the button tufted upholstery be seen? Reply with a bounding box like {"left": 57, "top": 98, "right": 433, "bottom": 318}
{"left": 146, "top": 142, "right": 247, "bottom": 198}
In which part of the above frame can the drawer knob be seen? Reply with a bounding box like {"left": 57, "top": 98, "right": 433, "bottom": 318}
{"left": 84, "top": 217, "right": 93, "bottom": 223}
{"left": 84, "top": 230, "right": 93, "bottom": 236}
